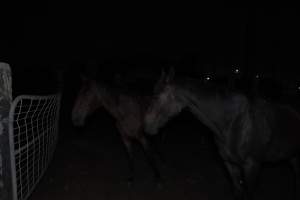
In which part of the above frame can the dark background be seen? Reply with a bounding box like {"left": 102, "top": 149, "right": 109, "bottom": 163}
{"left": 2, "top": 6, "right": 299, "bottom": 74}
{"left": 2, "top": 5, "right": 300, "bottom": 200}
{"left": 1, "top": 5, "right": 300, "bottom": 126}
{"left": 0, "top": 4, "right": 300, "bottom": 126}
{"left": 0, "top": 5, "right": 300, "bottom": 125}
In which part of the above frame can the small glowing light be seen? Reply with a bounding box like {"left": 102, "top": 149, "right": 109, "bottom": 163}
{"left": 205, "top": 76, "right": 211, "bottom": 81}
{"left": 255, "top": 74, "right": 260, "bottom": 79}
{"left": 234, "top": 68, "right": 240, "bottom": 74}
{"left": 298, "top": 86, "right": 300, "bottom": 90}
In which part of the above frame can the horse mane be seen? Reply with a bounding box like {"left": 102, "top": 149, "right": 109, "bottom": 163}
{"left": 94, "top": 80, "right": 153, "bottom": 110}
{"left": 175, "top": 77, "right": 237, "bottom": 99}
{"left": 175, "top": 77, "right": 279, "bottom": 105}
{"left": 96, "top": 78, "right": 153, "bottom": 96}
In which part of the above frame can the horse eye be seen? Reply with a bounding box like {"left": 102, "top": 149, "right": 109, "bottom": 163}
{"left": 204, "top": 76, "right": 211, "bottom": 81}
{"left": 234, "top": 68, "right": 240, "bottom": 74}
{"left": 155, "top": 95, "right": 161, "bottom": 100}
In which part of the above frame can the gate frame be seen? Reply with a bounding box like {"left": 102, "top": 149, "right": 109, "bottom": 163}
{"left": 8, "top": 94, "right": 61, "bottom": 200}
{"left": 0, "top": 62, "right": 13, "bottom": 200}
{"left": 1, "top": 62, "right": 62, "bottom": 200}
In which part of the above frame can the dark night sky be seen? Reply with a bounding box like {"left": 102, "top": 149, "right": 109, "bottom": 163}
{"left": 1, "top": 5, "right": 300, "bottom": 78}
{"left": 1, "top": 6, "right": 242, "bottom": 61}
{"left": 2, "top": 4, "right": 300, "bottom": 127}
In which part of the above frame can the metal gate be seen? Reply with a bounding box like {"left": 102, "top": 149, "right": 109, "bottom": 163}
{"left": 8, "top": 94, "right": 61, "bottom": 200}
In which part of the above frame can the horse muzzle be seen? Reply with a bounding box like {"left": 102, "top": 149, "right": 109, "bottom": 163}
{"left": 145, "top": 125, "right": 158, "bottom": 135}
{"left": 72, "top": 117, "right": 85, "bottom": 127}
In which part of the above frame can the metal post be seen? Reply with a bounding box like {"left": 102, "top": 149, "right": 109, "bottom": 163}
{"left": 0, "top": 62, "right": 13, "bottom": 200}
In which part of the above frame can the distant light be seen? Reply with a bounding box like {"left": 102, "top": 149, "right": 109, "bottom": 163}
{"left": 234, "top": 68, "right": 240, "bottom": 74}
{"left": 205, "top": 76, "right": 211, "bottom": 81}
{"left": 255, "top": 74, "right": 260, "bottom": 79}
{"left": 298, "top": 86, "right": 300, "bottom": 91}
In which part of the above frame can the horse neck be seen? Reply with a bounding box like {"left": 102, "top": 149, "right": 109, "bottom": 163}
{"left": 176, "top": 84, "right": 231, "bottom": 135}
{"left": 95, "top": 83, "right": 120, "bottom": 118}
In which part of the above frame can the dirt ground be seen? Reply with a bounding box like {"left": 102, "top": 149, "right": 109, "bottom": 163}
{"left": 28, "top": 114, "right": 296, "bottom": 200}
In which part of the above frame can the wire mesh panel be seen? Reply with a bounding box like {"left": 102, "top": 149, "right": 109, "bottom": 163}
{"left": 8, "top": 94, "right": 61, "bottom": 200}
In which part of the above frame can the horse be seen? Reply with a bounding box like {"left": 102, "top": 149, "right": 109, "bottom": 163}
{"left": 71, "top": 75, "right": 162, "bottom": 186}
{"left": 144, "top": 68, "right": 300, "bottom": 199}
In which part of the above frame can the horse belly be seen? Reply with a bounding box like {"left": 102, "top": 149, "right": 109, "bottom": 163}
{"left": 119, "top": 115, "right": 142, "bottom": 138}
{"left": 265, "top": 106, "right": 300, "bottom": 161}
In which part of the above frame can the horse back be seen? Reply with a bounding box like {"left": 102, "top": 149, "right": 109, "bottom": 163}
{"left": 224, "top": 98, "right": 300, "bottom": 163}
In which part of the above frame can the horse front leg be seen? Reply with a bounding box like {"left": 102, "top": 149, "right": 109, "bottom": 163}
{"left": 243, "top": 159, "right": 261, "bottom": 200}
{"left": 139, "top": 136, "right": 162, "bottom": 186}
{"left": 290, "top": 156, "right": 300, "bottom": 199}
{"left": 122, "top": 137, "right": 134, "bottom": 186}
{"left": 224, "top": 161, "right": 245, "bottom": 200}
{"left": 150, "top": 131, "right": 167, "bottom": 165}
{"left": 117, "top": 125, "right": 135, "bottom": 186}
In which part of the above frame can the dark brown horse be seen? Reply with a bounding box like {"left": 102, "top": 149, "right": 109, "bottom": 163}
{"left": 71, "top": 76, "right": 162, "bottom": 186}
{"left": 144, "top": 68, "right": 300, "bottom": 199}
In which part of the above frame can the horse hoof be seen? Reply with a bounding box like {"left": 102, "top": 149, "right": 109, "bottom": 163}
{"left": 155, "top": 178, "right": 165, "bottom": 190}
{"left": 233, "top": 192, "right": 244, "bottom": 200}
{"left": 127, "top": 178, "right": 134, "bottom": 188}
{"left": 161, "top": 161, "right": 168, "bottom": 169}
{"left": 127, "top": 181, "right": 133, "bottom": 188}
{"left": 121, "top": 177, "right": 133, "bottom": 188}
{"left": 157, "top": 181, "right": 164, "bottom": 190}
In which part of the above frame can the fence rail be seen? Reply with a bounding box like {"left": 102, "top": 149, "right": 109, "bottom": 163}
{"left": 8, "top": 94, "right": 61, "bottom": 200}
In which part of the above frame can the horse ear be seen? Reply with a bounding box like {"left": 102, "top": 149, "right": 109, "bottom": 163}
{"left": 157, "top": 68, "right": 167, "bottom": 84}
{"left": 114, "top": 73, "right": 122, "bottom": 86}
{"left": 159, "top": 68, "right": 166, "bottom": 82}
{"left": 52, "top": 68, "right": 64, "bottom": 90}
{"left": 80, "top": 74, "right": 88, "bottom": 82}
{"left": 85, "top": 59, "right": 98, "bottom": 79}
{"left": 154, "top": 68, "right": 166, "bottom": 92}
{"left": 166, "top": 66, "right": 175, "bottom": 83}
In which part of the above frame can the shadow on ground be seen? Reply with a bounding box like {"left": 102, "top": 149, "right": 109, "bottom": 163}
{"left": 28, "top": 114, "right": 295, "bottom": 200}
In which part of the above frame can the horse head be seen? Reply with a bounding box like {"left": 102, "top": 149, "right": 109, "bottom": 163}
{"left": 145, "top": 67, "right": 183, "bottom": 135}
{"left": 72, "top": 75, "right": 101, "bottom": 127}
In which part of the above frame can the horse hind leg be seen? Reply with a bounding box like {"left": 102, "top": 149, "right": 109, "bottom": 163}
{"left": 121, "top": 137, "right": 135, "bottom": 186}
{"left": 290, "top": 156, "right": 300, "bottom": 199}
{"left": 139, "top": 136, "right": 162, "bottom": 187}
{"left": 150, "top": 131, "right": 167, "bottom": 165}
{"left": 117, "top": 125, "right": 135, "bottom": 186}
